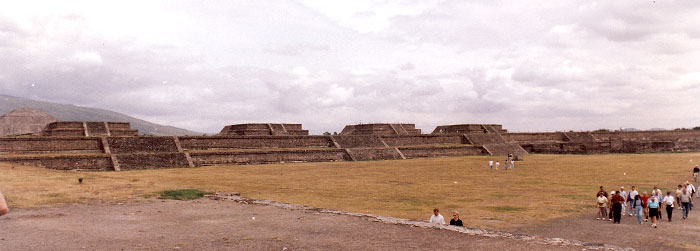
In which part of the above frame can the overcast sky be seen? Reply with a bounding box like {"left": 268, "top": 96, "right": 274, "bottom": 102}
{"left": 1, "top": 0, "right": 699, "bottom": 134}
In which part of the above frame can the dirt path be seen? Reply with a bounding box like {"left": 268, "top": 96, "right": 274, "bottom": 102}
{"left": 516, "top": 208, "right": 700, "bottom": 250}
{"left": 0, "top": 199, "right": 582, "bottom": 251}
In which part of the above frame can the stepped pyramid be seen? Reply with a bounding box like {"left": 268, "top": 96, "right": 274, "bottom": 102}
{"left": 0, "top": 108, "right": 57, "bottom": 136}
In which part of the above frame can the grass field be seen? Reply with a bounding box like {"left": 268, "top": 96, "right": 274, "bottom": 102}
{"left": 1, "top": 153, "right": 698, "bottom": 231}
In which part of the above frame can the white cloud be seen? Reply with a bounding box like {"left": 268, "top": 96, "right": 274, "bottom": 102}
{"left": 72, "top": 51, "right": 103, "bottom": 65}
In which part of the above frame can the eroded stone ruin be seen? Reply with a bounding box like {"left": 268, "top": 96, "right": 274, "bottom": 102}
{"left": 0, "top": 108, "right": 57, "bottom": 136}
{"left": 218, "top": 123, "right": 308, "bottom": 136}
{"left": 43, "top": 121, "right": 139, "bottom": 137}
{"left": 1, "top": 121, "right": 700, "bottom": 171}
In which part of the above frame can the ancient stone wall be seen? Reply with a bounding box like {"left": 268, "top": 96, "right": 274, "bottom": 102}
{"left": 432, "top": 124, "right": 507, "bottom": 134}
{"left": 340, "top": 124, "right": 420, "bottom": 136}
{"left": 463, "top": 133, "right": 506, "bottom": 145}
{"left": 218, "top": 123, "right": 309, "bottom": 136}
{"left": 0, "top": 137, "right": 103, "bottom": 153}
{"left": 520, "top": 142, "right": 613, "bottom": 154}
{"left": 0, "top": 155, "right": 112, "bottom": 171}
{"left": 591, "top": 130, "right": 700, "bottom": 141}
{"left": 42, "top": 121, "right": 138, "bottom": 137}
{"left": 398, "top": 146, "right": 485, "bottom": 158}
{"left": 501, "top": 132, "right": 569, "bottom": 143}
{"left": 562, "top": 132, "right": 596, "bottom": 142}
{"left": 179, "top": 136, "right": 333, "bottom": 149}
{"left": 332, "top": 135, "right": 387, "bottom": 148}
{"left": 380, "top": 135, "right": 464, "bottom": 146}
{"left": 107, "top": 137, "right": 179, "bottom": 153}
{"left": 345, "top": 148, "right": 403, "bottom": 161}
{"left": 116, "top": 153, "right": 190, "bottom": 170}
{"left": 190, "top": 149, "right": 348, "bottom": 165}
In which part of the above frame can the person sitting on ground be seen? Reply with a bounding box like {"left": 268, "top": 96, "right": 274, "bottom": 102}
{"left": 429, "top": 208, "right": 445, "bottom": 225}
{"left": 597, "top": 192, "right": 608, "bottom": 220}
{"left": 0, "top": 188, "right": 9, "bottom": 216}
{"left": 449, "top": 211, "right": 463, "bottom": 226}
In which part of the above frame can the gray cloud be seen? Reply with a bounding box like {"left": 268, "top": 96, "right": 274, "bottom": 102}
{"left": 1, "top": 0, "right": 699, "bottom": 134}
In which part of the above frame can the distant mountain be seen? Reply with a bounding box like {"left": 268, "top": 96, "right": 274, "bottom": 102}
{"left": 0, "top": 95, "right": 201, "bottom": 136}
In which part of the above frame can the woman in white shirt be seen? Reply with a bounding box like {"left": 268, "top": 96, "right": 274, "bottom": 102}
{"left": 597, "top": 192, "right": 608, "bottom": 220}
{"left": 662, "top": 191, "right": 675, "bottom": 222}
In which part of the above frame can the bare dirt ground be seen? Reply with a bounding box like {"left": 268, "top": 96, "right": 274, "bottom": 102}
{"left": 0, "top": 199, "right": 581, "bottom": 251}
{"left": 516, "top": 207, "right": 700, "bottom": 251}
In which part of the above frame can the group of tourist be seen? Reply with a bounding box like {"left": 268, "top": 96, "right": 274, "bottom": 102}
{"left": 596, "top": 178, "right": 696, "bottom": 228}
{"left": 488, "top": 153, "right": 516, "bottom": 170}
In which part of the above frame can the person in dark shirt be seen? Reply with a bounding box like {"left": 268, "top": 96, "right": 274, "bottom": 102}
{"left": 694, "top": 165, "right": 699, "bottom": 182}
{"left": 449, "top": 211, "right": 463, "bottom": 226}
{"left": 610, "top": 191, "right": 625, "bottom": 224}
{"left": 597, "top": 186, "right": 609, "bottom": 198}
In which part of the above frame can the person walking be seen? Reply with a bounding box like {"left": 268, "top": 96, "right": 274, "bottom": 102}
{"left": 679, "top": 188, "right": 693, "bottom": 219}
{"left": 495, "top": 161, "right": 500, "bottom": 170}
{"left": 662, "top": 191, "right": 675, "bottom": 222}
{"left": 610, "top": 191, "right": 624, "bottom": 224}
{"left": 694, "top": 165, "right": 700, "bottom": 183}
{"left": 628, "top": 186, "right": 638, "bottom": 216}
{"left": 632, "top": 194, "right": 644, "bottom": 224}
{"left": 641, "top": 191, "right": 650, "bottom": 222}
{"left": 686, "top": 182, "right": 697, "bottom": 201}
{"left": 676, "top": 184, "right": 683, "bottom": 210}
{"left": 597, "top": 192, "right": 608, "bottom": 220}
{"left": 653, "top": 188, "right": 663, "bottom": 220}
{"left": 608, "top": 191, "right": 616, "bottom": 221}
{"left": 509, "top": 153, "right": 515, "bottom": 170}
{"left": 597, "top": 186, "right": 609, "bottom": 218}
{"left": 647, "top": 196, "right": 660, "bottom": 228}
{"left": 619, "top": 187, "right": 627, "bottom": 216}
{"left": 489, "top": 160, "right": 493, "bottom": 170}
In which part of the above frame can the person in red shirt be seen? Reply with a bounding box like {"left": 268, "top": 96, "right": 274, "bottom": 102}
{"left": 641, "top": 191, "right": 650, "bottom": 222}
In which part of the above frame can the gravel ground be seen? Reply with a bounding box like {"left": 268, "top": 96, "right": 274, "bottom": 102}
{"left": 0, "top": 199, "right": 582, "bottom": 251}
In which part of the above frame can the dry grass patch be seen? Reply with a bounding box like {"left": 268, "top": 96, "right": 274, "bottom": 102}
{"left": 0, "top": 153, "right": 698, "bottom": 231}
